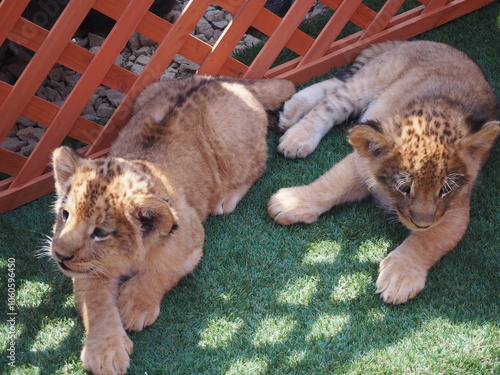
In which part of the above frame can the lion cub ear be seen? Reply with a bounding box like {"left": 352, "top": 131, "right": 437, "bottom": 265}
{"left": 459, "top": 121, "right": 500, "bottom": 161}
{"left": 52, "top": 146, "right": 84, "bottom": 196}
{"left": 128, "top": 197, "right": 177, "bottom": 238}
{"left": 348, "top": 123, "right": 393, "bottom": 158}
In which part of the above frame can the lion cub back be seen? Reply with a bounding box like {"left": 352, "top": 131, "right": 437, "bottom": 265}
{"left": 111, "top": 76, "right": 295, "bottom": 218}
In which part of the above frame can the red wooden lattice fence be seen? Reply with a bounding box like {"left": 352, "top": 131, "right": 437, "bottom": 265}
{"left": 0, "top": 0, "right": 494, "bottom": 213}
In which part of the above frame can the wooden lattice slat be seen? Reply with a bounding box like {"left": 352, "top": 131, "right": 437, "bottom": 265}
{"left": 0, "top": 149, "right": 26, "bottom": 177}
{"left": 297, "top": 0, "right": 364, "bottom": 68}
{"left": 87, "top": 0, "right": 216, "bottom": 155}
{"left": 0, "top": 81, "right": 101, "bottom": 144}
{"left": 0, "top": 0, "right": 495, "bottom": 213}
{"left": 198, "top": 0, "right": 269, "bottom": 75}
{"left": 244, "top": 0, "right": 317, "bottom": 79}
{"left": 0, "top": 0, "right": 31, "bottom": 44}
{"left": 11, "top": 0, "right": 155, "bottom": 187}
{"left": 9, "top": 18, "right": 137, "bottom": 93}
{"left": 360, "top": 0, "right": 406, "bottom": 40}
{"left": 323, "top": 0, "right": 377, "bottom": 30}
{"left": 218, "top": 1, "right": 316, "bottom": 57}
{"left": 0, "top": 1, "right": 95, "bottom": 142}
{"left": 422, "top": 0, "right": 451, "bottom": 13}
{"left": 266, "top": 0, "right": 493, "bottom": 82}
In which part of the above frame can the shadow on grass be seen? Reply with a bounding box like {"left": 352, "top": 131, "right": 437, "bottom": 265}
{"left": 131, "top": 131, "right": 498, "bottom": 374}
{"left": 1, "top": 2, "right": 499, "bottom": 371}
{"left": 0, "top": 194, "right": 84, "bottom": 373}
{"left": 1, "top": 120, "right": 498, "bottom": 375}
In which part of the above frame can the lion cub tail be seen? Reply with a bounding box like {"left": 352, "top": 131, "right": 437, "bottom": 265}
{"left": 337, "top": 40, "right": 404, "bottom": 81}
{"left": 247, "top": 79, "right": 296, "bottom": 111}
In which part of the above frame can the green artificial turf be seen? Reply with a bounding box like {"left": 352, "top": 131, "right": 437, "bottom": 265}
{"left": 1, "top": 3, "right": 499, "bottom": 374}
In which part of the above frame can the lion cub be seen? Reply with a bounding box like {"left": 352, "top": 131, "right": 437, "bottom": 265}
{"left": 268, "top": 40, "right": 499, "bottom": 304}
{"left": 50, "top": 76, "right": 294, "bottom": 375}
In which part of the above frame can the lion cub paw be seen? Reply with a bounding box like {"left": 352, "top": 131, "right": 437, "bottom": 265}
{"left": 81, "top": 331, "right": 133, "bottom": 375}
{"left": 278, "top": 123, "right": 322, "bottom": 159}
{"left": 279, "top": 97, "right": 310, "bottom": 131}
{"left": 268, "top": 187, "right": 319, "bottom": 225}
{"left": 376, "top": 250, "right": 427, "bottom": 305}
{"left": 118, "top": 280, "right": 161, "bottom": 331}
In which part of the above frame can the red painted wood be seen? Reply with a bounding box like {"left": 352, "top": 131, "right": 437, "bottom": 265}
{"left": 0, "top": 0, "right": 494, "bottom": 213}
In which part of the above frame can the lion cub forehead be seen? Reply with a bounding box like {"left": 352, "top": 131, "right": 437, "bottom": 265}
{"left": 398, "top": 103, "right": 465, "bottom": 144}
{"left": 390, "top": 109, "right": 467, "bottom": 184}
{"left": 69, "top": 158, "right": 151, "bottom": 214}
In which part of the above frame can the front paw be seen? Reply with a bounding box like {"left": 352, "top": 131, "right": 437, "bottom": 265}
{"left": 118, "top": 280, "right": 160, "bottom": 331}
{"left": 81, "top": 331, "right": 133, "bottom": 375}
{"left": 376, "top": 250, "right": 427, "bottom": 305}
{"left": 268, "top": 187, "right": 319, "bottom": 225}
{"left": 278, "top": 123, "right": 321, "bottom": 159}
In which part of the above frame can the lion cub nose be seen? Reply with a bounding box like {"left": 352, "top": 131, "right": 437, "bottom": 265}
{"left": 409, "top": 211, "right": 435, "bottom": 229}
{"left": 54, "top": 251, "right": 74, "bottom": 261}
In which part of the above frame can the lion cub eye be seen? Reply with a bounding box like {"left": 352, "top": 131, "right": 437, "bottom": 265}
{"left": 61, "top": 209, "right": 69, "bottom": 223}
{"left": 392, "top": 174, "right": 412, "bottom": 196}
{"left": 394, "top": 181, "right": 413, "bottom": 196}
{"left": 91, "top": 227, "right": 109, "bottom": 240}
{"left": 396, "top": 184, "right": 411, "bottom": 196}
{"left": 439, "top": 184, "right": 453, "bottom": 197}
{"left": 439, "top": 174, "right": 464, "bottom": 197}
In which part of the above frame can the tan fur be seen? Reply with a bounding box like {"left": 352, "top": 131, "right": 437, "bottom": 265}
{"left": 49, "top": 76, "right": 295, "bottom": 375}
{"left": 268, "top": 41, "right": 499, "bottom": 304}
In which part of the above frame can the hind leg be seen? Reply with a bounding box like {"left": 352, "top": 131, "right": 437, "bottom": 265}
{"left": 278, "top": 43, "right": 408, "bottom": 159}
{"left": 212, "top": 184, "right": 253, "bottom": 215}
{"left": 279, "top": 78, "right": 344, "bottom": 131}
{"left": 278, "top": 84, "right": 360, "bottom": 159}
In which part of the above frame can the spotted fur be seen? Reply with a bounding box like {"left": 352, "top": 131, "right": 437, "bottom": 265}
{"left": 50, "top": 76, "right": 295, "bottom": 375}
{"left": 268, "top": 40, "right": 499, "bottom": 305}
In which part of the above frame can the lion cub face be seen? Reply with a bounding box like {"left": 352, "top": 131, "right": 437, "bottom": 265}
{"left": 349, "top": 108, "right": 499, "bottom": 231}
{"left": 50, "top": 146, "right": 176, "bottom": 278}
